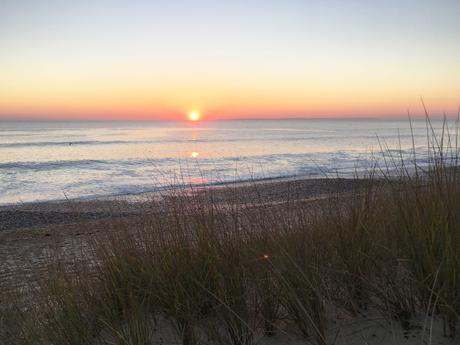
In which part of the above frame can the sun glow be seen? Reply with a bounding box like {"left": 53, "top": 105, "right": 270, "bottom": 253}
{"left": 188, "top": 111, "right": 201, "bottom": 121}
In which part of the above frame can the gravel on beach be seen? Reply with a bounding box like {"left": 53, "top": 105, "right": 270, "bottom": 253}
{"left": 0, "top": 177, "right": 373, "bottom": 233}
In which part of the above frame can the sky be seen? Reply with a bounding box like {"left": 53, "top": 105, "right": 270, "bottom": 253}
{"left": 1, "top": 0, "right": 459, "bottom": 121}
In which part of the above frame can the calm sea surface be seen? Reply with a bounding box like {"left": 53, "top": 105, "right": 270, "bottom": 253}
{"left": 0, "top": 119, "right": 452, "bottom": 204}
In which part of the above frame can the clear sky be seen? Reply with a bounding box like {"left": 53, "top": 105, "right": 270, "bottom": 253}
{"left": 1, "top": 0, "right": 459, "bottom": 120}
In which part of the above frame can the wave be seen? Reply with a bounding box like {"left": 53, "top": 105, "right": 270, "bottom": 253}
{"left": 0, "top": 153, "right": 440, "bottom": 206}
{"left": 0, "top": 147, "right": 434, "bottom": 173}
{"left": 0, "top": 140, "right": 130, "bottom": 148}
{"left": 0, "top": 159, "right": 110, "bottom": 171}
{"left": 0, "top": 157, "right": 181, "bottom": 171}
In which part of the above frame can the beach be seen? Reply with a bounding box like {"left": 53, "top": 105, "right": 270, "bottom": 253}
{"left": 0, "top": 177, "right": 367, "bottom": 287}
{"left": 1, "top": 173, "right": 456, "bottom": 344}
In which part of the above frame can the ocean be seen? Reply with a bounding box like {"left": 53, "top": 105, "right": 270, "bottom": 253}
{"left": 0, "top": 118, "right": 452, "bottom": 205}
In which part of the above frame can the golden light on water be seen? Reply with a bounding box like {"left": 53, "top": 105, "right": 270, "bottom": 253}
{"left": 190, "top": 151, "right": 199, "bottom": 158}
{"left": 188, "top": 111, "right": 201, "bottom": 121}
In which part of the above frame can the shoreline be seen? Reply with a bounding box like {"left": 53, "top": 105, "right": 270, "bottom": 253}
{"left": 0, "top": 176, "right": 374, "bottom": 232}
{"left": 0, "top": 173, "right": 351, "bottom": 208}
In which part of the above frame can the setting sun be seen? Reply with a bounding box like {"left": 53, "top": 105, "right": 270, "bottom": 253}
{"left": 188, "top": 111, "right": 201, "bottom": 122}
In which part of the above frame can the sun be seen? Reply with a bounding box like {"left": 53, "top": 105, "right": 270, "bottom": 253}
{"left": 188, "top": 111, "right": 201, "bottom": 122}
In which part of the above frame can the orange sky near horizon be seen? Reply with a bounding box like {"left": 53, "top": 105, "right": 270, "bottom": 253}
{"left": 1, "top": 1, "right": 459, "bottom": 121}
{"left": 2, "top": 79, "right": 458, "bottom": 121}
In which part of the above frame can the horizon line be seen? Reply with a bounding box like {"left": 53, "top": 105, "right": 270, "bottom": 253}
{"left": 0, "top": 115, "right": 457, "bottom": 122}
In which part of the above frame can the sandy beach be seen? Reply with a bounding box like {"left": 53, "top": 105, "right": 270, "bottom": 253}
{"left": 0, "top": 177, "right": 454, "bottom": 345}
{"left": 0, "top": 177, "right": 369, "bottom": 294}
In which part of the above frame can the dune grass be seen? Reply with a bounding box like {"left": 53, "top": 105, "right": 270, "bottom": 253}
{"left": 1, "top": 118, "right": 460, "bottom": 344}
